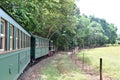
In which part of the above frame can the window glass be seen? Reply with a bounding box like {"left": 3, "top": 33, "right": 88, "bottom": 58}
{"left": 16, "top": 29, "right": 18, "bottom": 49}
{"left": 39, "top": 40, "right": 40, "bottom": 47}
{"left": 0, "top": 18, "right": 5, "bottom": 51}
{"left": 21, "top": 31, "right": 22, "bottom": 48}
{"left": 28, "top": 36, "right": 29, "bottom": 47}
{"left": 23, "top": 33, "right": 25, "bottom": 48}
{"left": 19, "top": 30, "right": 21, "bottom": 48}
{"left": 0, "top": 21, "right": 4, "bottom": 34}
{"left": 0, "top": 22, "right": 1, "bottom": 34}
{"left": 10, "top": 38, "right": 12, "bottom": 50}
{"left": 10, "top": 25, "right": 13, "bottom": 50}
{"left": 27, "top": 37, "right": 29, "bottom": 47}
{"left": 24, "top": 34, "right": 26, "bottom": 48}
{"left": 22, "top": 33, "right": 24, "bottom": 48}
{"left": 10, "top": 25, "right": 13, "bottom": 36}
{"left": 36, "top": 39, "right": 39, "bottom": 47}
{"left": 26, "top": 36, "right": 28, "bottom": 47}
{"left": 16, "top": 29, "right": 18, "bottom": 38}
{"left": 0, "top": 38, "right": 2, "bottom": 49}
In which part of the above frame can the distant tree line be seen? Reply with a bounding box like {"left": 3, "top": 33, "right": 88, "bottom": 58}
{"left": 0, "top": 0, "right": 117, "bottom": 50}
{"left": 76, "top": 15, "right": 117, "bottom": 48}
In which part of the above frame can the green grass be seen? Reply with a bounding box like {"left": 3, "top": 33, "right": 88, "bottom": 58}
{"left": 77, "top": 46, "right": 120, "bottom": 79}
{"left": 40, "top": 54, "right": 87, "bottom": 80}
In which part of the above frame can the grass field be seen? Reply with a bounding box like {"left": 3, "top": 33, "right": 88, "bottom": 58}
{"left": 77, "top": 46, "right": 120, "bottom": 80}
{"left": 40, "top": 54, "right": 87, "bottom": 80}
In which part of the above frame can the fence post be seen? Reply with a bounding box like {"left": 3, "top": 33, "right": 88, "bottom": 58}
{"left": 82, "top": 52, "right": 84, "bottom": 70}
{"left": 100, "top": 58, "right": 102, "bottom": 80}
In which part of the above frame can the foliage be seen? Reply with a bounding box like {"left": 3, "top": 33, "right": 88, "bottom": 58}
{"left": 0, "top": 0, "right": 78, "bottom": 50}
{"left": 0, "top": 0, "right": 118, "bottom": 50}
{"left": 76, "top": 15, "right": 117, "bottom": 48}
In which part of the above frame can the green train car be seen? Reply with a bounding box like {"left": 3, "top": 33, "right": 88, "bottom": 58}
{"left": 0, "top": 6, "right": 55, "bottom": 80}
{"left": 31, "top": 35, "right": 49, "bottom": 61}
{"left": 0, "top": 6, "right": 31, "bottom": 80}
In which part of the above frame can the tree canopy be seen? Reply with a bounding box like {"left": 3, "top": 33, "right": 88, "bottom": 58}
{"left": 0, "top": 0, "right": 118, "bottom": 50}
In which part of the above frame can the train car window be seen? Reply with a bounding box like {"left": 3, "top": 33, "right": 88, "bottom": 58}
{"left": 40, "top": 39, "right": 41, "bottom": 47}
{"left": 24, "top": 33, "right": 25, "bottom": 48}
{"left": 27, "top": 37, "right": 29, "bottom": 47}
{"left": 0, "top": 38, "right": 2, "bottom": 50}
{"left": 25, "top": 34, "right": 26, "bottom": 48}
{"left": 44, "top": 40, "right": 45, "bottom": 47}
{"left": 23, "top": 33, "right": 25, "bottom": 48}
{"left": 16, "top": 29, "right": 18, "bottom": 49}
{"left": 39, "top": 40, "right": 40, "bottom": 47}
{"left": 22, "top": 33, "right": 24, "bottom": 48}
{"left": 19, "top": 30, "right": 21, "bottom": 49}
{"left": 41, "top": 39, "right": 42, "bottom": 47}
{"left": 39, "top": 39, "right": 41, "bottom": 47}
{"left": 43, "top": 40, "right": 45, "bottom": 48}
{"left": 42, "top": 40, "right": 44, "bottom": 47}
{"left": 27, "top": 36, "right": 29, "bottom": 47}
{"left": 24, "top": 34, "right": 26, "bottom": 48}
{"left": 25, "top": 35, "right": 27, "bottom": 48}
{"left": 10, "top": 25, "right": 14, "bottom": 50}
{"left": 0, "top": 18, "right": 5, "bottom": 52}
{"left": 23, "top": 33, "right": 24, "bottom": 48}
{"left": 38, "top": 40, "right": 39, "bottom": 47}
{"left": 44, "top": 40, "right": 46, "bottom": 47}
{"left": 26, "top": 36, "right": 28, "bottom": 47}
{"left": 26, "top": 36, "right": 28, "bottom": 48}
{"left": 36, "top": 39, "right": 39, "bottom": 47}
{"left": 28, "top": 37, "right": 30, "bottom": 47}
{"left": 38, "top": 40, "right": 40, "bottom": 47}
{"left": 22, "top": 32, "right": 24, "bottom": 48}
{"left": 22, "top": 33, "right": 25, "bottom": 48}
{"left": 42, "top": 40, "right": 43, "bottom": 47}
{"left": 43, "top": 40, "right": 45, "bottom": 47}
{"left": 21, "top": 31, "right": 22, "bottom": 48}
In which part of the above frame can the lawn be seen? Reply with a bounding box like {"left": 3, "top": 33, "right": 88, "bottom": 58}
{"left": 40, "top": 54, "right": 87, "bottom": 80}
{"left": 77, "top": 46, "right": 120, "bottom": 80}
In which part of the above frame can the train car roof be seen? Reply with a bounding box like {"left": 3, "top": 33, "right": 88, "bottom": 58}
{"left": 0, "top": 6, "right": 31, "bottom": 36}
{"left": 31, "top": 34, "right": 49, "bottom": 41}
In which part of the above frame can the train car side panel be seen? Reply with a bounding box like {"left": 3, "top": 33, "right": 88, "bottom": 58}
{"left": 0, "top": 52, "right": 19, "bottom": 80}
{"left": 18, "top": 48, "right": 30, "bottom": 74}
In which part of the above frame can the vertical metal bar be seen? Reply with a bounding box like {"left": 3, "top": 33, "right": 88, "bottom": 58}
{"left": 82, "top": 52, "right": 84, "bottom": 70}
{"left": 100, "top": 58, "right": 102, "bottom": 80}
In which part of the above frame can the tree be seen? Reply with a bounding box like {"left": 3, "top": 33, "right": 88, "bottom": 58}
{"left": 1, "top": 0, "right": 117, "bottom": 50}
{"left": 0, "top": 0, "right": 79, "bottom": 50}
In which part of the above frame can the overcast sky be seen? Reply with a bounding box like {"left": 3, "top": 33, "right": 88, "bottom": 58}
{"left": 75, "top": 0, "right": 120, "bottom": 34}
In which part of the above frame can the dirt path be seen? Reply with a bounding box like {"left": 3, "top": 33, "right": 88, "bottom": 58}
{"left": 18, "top": 54, "right": 61, "bottom": 80}
{"left": 18, "top": 52, "right": 116, "bottom": 80}
{"left": 18, "top": 56, "right": 52, "bottom": 80}
{"left": 70, "top": 52, "right": 116, "bottom": 80}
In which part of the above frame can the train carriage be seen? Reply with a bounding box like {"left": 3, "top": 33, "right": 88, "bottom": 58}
{"left": 0, "top": 7, "right": 31, "bottom": 80}
{"left": 31, "top": 35, "right": 49, "bottom": 61}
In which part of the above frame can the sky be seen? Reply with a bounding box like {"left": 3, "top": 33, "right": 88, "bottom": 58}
{"left": 75, "top": 0, "right": 120, "bottom": 34}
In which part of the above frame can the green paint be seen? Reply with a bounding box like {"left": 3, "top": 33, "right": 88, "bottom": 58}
{"left": 0, "top": 48, "right": 30, "bottom": 80}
